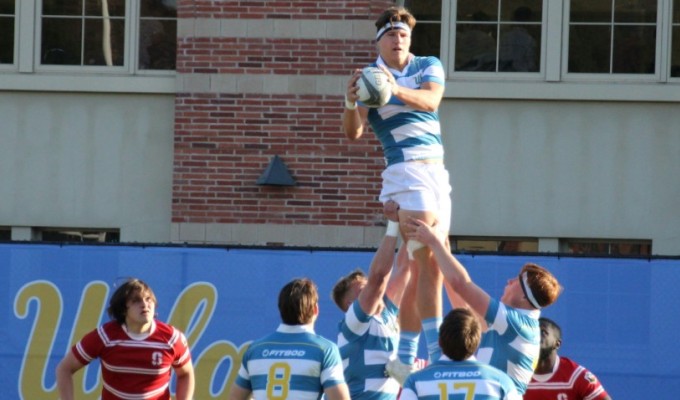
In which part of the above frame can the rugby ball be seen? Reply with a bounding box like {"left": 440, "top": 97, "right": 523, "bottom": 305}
{"left": 357, "top": 66, "right": 392, "bottom": 108}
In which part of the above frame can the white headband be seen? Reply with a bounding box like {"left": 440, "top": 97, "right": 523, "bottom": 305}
{"left": 376, "top": 21, "right": 412, "bottom": 41}
{"left": 520, "top": 271, "right": 541, "bottom": 309}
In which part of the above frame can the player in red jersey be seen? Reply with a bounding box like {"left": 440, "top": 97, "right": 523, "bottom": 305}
{"left": 525, "top": 317, "right": 610, "bottom": 400}
{"left": 56, "top": 278, "right": 194, "bottom": 400}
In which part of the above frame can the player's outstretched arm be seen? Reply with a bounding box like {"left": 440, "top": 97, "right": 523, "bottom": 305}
{"left": 407, "top": 217, "right": 491, "bottom": 318}
{"left": 358, "top": 220, "right": 399, "bottom": 316}
{"left": 174, "top": 359, "right": 195, "bottom": 400}
{"left": 324, "top": 383, "right": 351, "bottom": 400}
{"left": 55, "top": 352, "right": 85, "bottom": 400}
{"left": 384, "top": 243, "right": 411, "bottom": 307}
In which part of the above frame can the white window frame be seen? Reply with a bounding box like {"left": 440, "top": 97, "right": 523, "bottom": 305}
{"left": 0, "top": 0, "right": 175, "bottom": 93}
{"left": 560, "top": 0, "right": 665, "bottom": 83}
{"left": 447, "top": 0, "right": 549, "bottom": 81}
{"left": 442, "top": 0, "right": 680, "bottom": 102}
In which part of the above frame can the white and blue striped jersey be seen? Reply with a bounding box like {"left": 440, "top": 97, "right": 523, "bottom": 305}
{"left": 475, "top": 298, "right": 541, "bottom": 394}
{"left": 337, "top": 296, "right": 401, "bottom": 399}
{"left": 362, "top": 55, "right": 446, "bottom": 167}
{"left": 400, "top": 356, "right": 522, "bottom": 400}
{"left": 235, "top": 323, "right": 346, "bottom": 400}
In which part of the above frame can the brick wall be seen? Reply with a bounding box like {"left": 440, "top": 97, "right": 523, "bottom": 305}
{"left": 173, "top": 1, "right": 395, "bottom": 230}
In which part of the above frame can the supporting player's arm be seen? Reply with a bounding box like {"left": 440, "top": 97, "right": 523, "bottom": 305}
{"left": 358, "top": 218, "right": 400, "bottom": 316}
{"left": 407, "top": 217, "right": 491, "bottom": 319}
{"left": 174, "top": 359, "right": 195, "bottom": 400}
{"left": 55, "top": 351, "right": 85, "bottom": 400}
{"left": 384, "top": 243, "right": 411, "bottom": 307}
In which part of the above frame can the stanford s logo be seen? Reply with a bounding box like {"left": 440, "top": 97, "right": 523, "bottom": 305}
{"left": 152, "top": 351, "right": 163, "bottom": 366}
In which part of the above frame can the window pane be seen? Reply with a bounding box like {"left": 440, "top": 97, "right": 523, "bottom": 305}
{"left": 139, "top": 19, "right": 176, "bottom": 69}
{"left": 499, "top": 23, "right": 540, "bottom": 71}
{"left": 42, "top": 18, "right": 83, "bottom": 65}
{"left": 675, "top": 0, "right": 680, "bottom": 22}
{"left": 569, "top": 25, "right": 611, "bottom": 73}
{"left": 411, "top": 22, "right": 441, "bottom": 58}
{"left": 571, "top": 0, "right": 612, "bottom": 23}
{"left": 141, "top": 0, "right": 177, "bottom": 17}
{"left": 501, "top": 0, "right": 542, "bottom": 22}
{"left": 458, "top": 0, "right": 499, "bottom": 21}
{"left": 0, "top": 16, "right": 13, "bottom": 64}
{"left": 613, "top": 25, "right": 655, "bottom": 73}
{"left": 456, "top": 23, "right": 497, "bottom": 71}
{"left": 85, "top": 0, "right": 126, "bottom": 17}
{"left": 84, "top": 18, "right": 125, "bottom": 65}
{"left": 0, "top": 0, "right": 14, "bottom": 14}
{"left": 405, "top": 0, "right": 441, "bottom": 20}
{"left": 43, "top": 0, "right": 83, "bottom": 16}
{"left": 671, "top": 26, "right": 680, "bottom": 77}
{"left": 614, "top": 0, "right": 656, "bottom": 23}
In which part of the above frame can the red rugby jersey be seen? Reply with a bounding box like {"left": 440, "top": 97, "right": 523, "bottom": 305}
{"left": 524, "top": 356, "right": 609, "bottom": 400}
{"left": 72, "top": 320, "right": 191, "bottom": 400}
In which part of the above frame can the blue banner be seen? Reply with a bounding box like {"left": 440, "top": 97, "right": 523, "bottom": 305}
{"left": 1, "top": 243, "right": 678, "bottom": 399}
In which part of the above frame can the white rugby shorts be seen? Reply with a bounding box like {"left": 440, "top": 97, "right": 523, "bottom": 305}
{"left": 379, "top": 162, "right": 452, "bottom": 232}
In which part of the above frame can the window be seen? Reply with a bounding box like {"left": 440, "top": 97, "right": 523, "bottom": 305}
{"left": 39, "top": 228, "right": 120, "bottom": 243}
{"left": 0, "top": 0, "right": 15, "bottom": 64}
{"left": 405, "top": 0, "right": 442, "bottom": 58}
{"left": 672, "top": 0, "right": 680, "bottom": 76}
{"left": 564, "top": 239, "right": 652, "bottom": 256}
{"left": 41, "top": 0, "right": 126, "bottom": 66}
{"left": 567, "top": 0, "right": 657, "bottom": 74}
{"left": 138, "top": 0, "right": 177, "bottom": 70}
{"left": 453, "top": 0, "right": 543, "bottom": 73}
{"left": 39, "top": 0, "right": 176, "bottom": 70}
{"left": 452, "top": 236, "right": 539, "bottom": 253}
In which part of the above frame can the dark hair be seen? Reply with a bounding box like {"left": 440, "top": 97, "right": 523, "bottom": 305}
{"left": 331, "top": 269, "right": 366, "bottom": 311}
{"left": 375, "top": 6, "right": 416, "bottom": 31}
{"left": 539, "top": 317, "right": 562, "bottom": 341}
{"left": 107, "top": 278, "right": 157, "bottom": 324}
{"left": 278, "top": 278, "right": 318, "bottom": 325}
{"left": 439, "top": 308, "right": 481, "bottom": 361}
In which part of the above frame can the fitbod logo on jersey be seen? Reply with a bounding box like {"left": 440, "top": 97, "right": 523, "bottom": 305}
{"left": 262, "top": 349, "right": 306, "bottom": 358}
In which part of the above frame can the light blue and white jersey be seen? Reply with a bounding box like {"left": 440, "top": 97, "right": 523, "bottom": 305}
{"left": 235, "top": 323, "right": 346, "bottom": 400}
{"left": 337, "top": 295, "right": 401, "bottom": 399}
{"left": 400, "top": 356, "right": 522, "bottom": 400}
{"left": 362, "top": 55, "right": 446, "bottom": 167}
{"left": 475, "top": 298, "right": 540, "bottom": 394}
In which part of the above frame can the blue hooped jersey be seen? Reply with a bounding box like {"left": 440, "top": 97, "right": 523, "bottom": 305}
{"left": 400, "top": 357, "right": 522, "bottom": 400}
{"left": 235, "top": 324, "right": 346, "bottom": 400}
{"left": 337, "top": 296, "right": 401, "bottom": 399}
{"left": 475, "top": 298, "right": 541, "bottom": 394}
{"left": 363, "top": 55, "right": 446, "bottom": 167}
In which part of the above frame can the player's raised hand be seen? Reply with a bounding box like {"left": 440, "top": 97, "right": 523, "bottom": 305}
{"left": 406, "top": 217, "right": 444, "bottom": 246}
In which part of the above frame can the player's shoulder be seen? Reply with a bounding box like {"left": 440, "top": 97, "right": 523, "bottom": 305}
{"left": 97, "top": 320, "right": 125, "bottom": 338}
{"left": 413, "top": 55, "right": 442, "bottom": 66}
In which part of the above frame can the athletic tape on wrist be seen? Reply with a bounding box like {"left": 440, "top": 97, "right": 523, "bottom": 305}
{"left": 344, "top": 94, "right": 357, "bottom": 110}
{"left": 385, "top": 220, "right": 399, "bottom": 237}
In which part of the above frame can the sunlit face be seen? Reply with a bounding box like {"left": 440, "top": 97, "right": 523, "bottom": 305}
{"left": 125, "top": 290, "right": 156, "bottom": 327}
{"left": 500, "top": 276, "right": 523, "bottom": 306}
{"left": 377, "top": 28, "right": 411, "bottom": 68}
